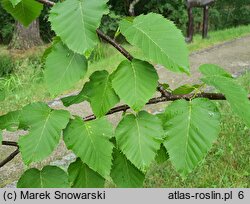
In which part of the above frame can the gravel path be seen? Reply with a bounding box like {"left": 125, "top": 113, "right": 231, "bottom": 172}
{"left": 157, "top": 35, "right": 250, "bottom": 88}
{"left": 1, "top": 35, "right": 250, "bottom": 187}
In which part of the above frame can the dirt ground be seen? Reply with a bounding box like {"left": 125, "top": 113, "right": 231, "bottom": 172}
{"left": 157, "top": 35, "right": 250, "bottom": 87}
{"left": 1, "top": 35, "right": 250, "bottom": 187}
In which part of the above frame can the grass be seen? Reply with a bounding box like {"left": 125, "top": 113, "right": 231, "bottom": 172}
{"left": 0, "top": 51, "right": 50, "bottom": 114}
{"left": 189, "top": 24, "right": 250, "bottom": 52}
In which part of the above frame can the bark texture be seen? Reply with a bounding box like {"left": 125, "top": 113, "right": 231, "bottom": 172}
{"left": 9, "top": 19, "right": 43, "bottom": 50}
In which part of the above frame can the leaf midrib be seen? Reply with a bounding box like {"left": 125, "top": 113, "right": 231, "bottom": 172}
{"left": 55, "top": 51, "right": 76, "bottom": 91}
{"left": 98, "top": 75, "right": 110, "bottom": 115}
{"left": 131, "top": 62, "right": 137, "bottom": 105}
{"left": 184, "top": 101, "right": 192, "bottom": 171}
{"left": 40, "top": 171, "right": 44, "bottom": 188}
{"left": 31, "top": 112, "right": 52, "bottom": 160}
{"left": 135, "top": 117, "right": 144, "bottom": 168}
{"left": 79, "top": 2, "right": 88, "bottom": 48}
{"left": 83, "top": 122, "right": 101, "bottom": 174}
{"left": 131, "top": 23, "right": 170, "bottom": 62}
{"left": 21, "top": 1, "right": 25, "bottom": 20}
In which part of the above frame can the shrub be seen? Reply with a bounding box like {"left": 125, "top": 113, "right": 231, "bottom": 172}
{"left": 0, "top": 54, "right": 15, "bottom": 77}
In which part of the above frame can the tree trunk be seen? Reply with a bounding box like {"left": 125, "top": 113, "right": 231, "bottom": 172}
{"left": 9, "top": 19, "right": 43, "bottom": 50}
{"left": 202, "top": 5, "right": 209, "bottom": 39}
{"left": 186, "top": 7, "right": 194, "bottom": 43}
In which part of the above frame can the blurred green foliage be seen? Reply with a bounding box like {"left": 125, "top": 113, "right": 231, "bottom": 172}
{"left": 0, "top": 5, "right": 14, "bottom": 44}
{"left": 0, "top": 0, "right": 59, "bottom": 44}
{"left": 0, "top": 54, "right": 15, "bottom": 77}
{"left": 0, "top": 0, "right": 250, "bottom": 42}
{"left": 104, "top": 0, "right": 250, "bottom": 37}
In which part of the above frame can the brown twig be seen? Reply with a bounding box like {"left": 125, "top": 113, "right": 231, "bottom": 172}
{"left": 34, "top": 0, "right": 250, "bottom": 108}
{"left": 0, "top": 149, "right": 20, "bottom": 168}
{"left": 84, "top": 93, "right": 250, "bottom": 121}
{"left": 0, "top": 141, "right": 19, "bottom": 168}
{"left": 1, "top": 92, "right": 250, "bottom": 167}
{"left": 2, "top": 0, "right": 165, "bottom": 168}
{"left": 2, "top": 141, "right": 18, "bottom": 147}
{"left": 96, "top": 29, "right": 133, "bottom": 61}
{"left": 96, "top": 29, "right": 172, "bottom": 98}
{"left": 36, "top": 0, "right": 170, "bottom": 97}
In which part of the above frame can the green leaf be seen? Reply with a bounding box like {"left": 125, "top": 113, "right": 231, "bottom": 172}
{"left": 17, "top": 166, "right": 69, "bottom": 188}
{"left": 115, "top": 111, "right": 164, "bottom": 171}
{"left": 172, "top": 84, "right": 201, "bottom": 95}
{"left": 162, "top": 83, "right": 170, "bottom": 90}
{"left": 155, "top": 145, "right": 169, "bottom": 164}
{"left": 112, "top": 59, "right": 158, "bottom": 111}
{"left": 41, "top": 36, "right": 61, "bottom": 63}
{"left": 9, "top": 0, "right": 21, "bottom": 7}
{"left": 45, "top": 41, "right": 88, "bottom": 95}
{"left": 61, "top": 90, "right": 88, "bottom": 107}
{"left": 111, "top": 149, "right": 145, "bottom": 188}
{"left": 18, "top": 102, "right": 70, "bottom": 165}
{"left": 0, "top": 110, "right": 20, "bottom": 131}
{"left": 68, "top": 158, "right": 105, "bottom": 188}
{"left": 1, "top": 0, "right": 43, "bottom": 27}
{"left": 200, "top": 64, "right": 250, "bottom": 128}
{"left": 200, "top": 64, "right": 233, "bottom": 78}
{"left": 63, "top": 117, "right": 114, "bottom": 178}
{"left": 163, "top": 99, "right": 220, "bottom": 177}
{"left": 49, "top": 0, "right": 109, "bottom": 54}
{"left": 83, "top": 71, "right": 120, "bottom": 117}
{"left": 120, "top": 13, "right": 189, "bottom": 74}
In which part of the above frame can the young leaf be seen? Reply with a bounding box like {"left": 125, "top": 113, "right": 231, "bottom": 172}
{"left": 45, "top": 41, "right": 88, "bottom": 95}
{"left": 63, "top": 117, "right": 114, "bottom": 178}
{"left": 155, "top": 145, "right": 169, "bottom": 164}
{"left": 49, "top": 0, "right": 109, "bottom": 54}
{"left": 111, "top": 149, "right": 145, "bottom": 188}
{"left": 200, "top": 64, "right": 250, "bottom": 128}
{"left": 1, "top": 0, "right": 43, "bottom": 27}
{"left": 17, "top": 166, "right": 69, "bottom": 188}
{"left": 120, "top": 13, "right": 189, "bottom": 74}
{"left": 18, "top": 102, "right": 70, "bottom": 165}
{"left": 172, "top": 84, "right": 201, "bottom": 95}
{"left": 9, "top": 0, "right": 21, "bottom": 7}
{"left": 112, "top": 59, "right": 158, "bottom": 111}
{"left": 115, "top": 111, "right": 164, "bottom": 171}
{"left": 163, "top": 99, "right": 220, "bottom": 177}
{"left": 0, "top": 110, "right": 20, "bottom": 132}
{"left": 161, "top": 83, "right": 170, "bottom": 90}
{"left": 61, "top": 89, "right": 89, "bottom": 107}
{"left": 83, "top": 71, "right": 120, "bottom": 118}
{"left": 68, "top": 158, "right": 105, "bottom": 188}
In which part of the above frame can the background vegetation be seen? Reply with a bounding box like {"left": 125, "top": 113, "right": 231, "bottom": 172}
{"left": 0, "top": 0, "right": 249, "bottom": 187}
{"left": 0, "top": 0, "right": 250, "bottom": 43}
